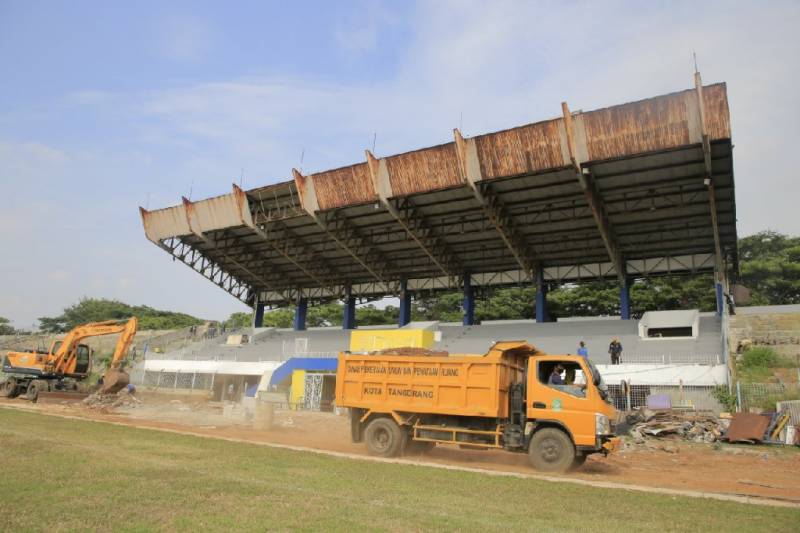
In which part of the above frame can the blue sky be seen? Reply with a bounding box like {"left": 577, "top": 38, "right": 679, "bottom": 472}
{"left": 1, "top": 0, "right": 799, "bottom": 328}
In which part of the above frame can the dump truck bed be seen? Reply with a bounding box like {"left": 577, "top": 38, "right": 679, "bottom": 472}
{"left": 336, "top": 341, "right": 533, "bottom": 418}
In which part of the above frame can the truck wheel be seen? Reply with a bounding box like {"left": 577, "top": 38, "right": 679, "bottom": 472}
{"left": 364, "top": 417, "right": 405, "bottom": 458}
{"left": 26, "top": 380, "right": 47, "bottom": 402}
{"left": 528, "top": 427, "right": 575, "bottom": 473}
{"left": 1, "top": 378, "right": 17, "bottom": 398}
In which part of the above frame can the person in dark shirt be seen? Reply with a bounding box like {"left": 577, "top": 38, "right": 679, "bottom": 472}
{"left": 609, "top": 338, "right": 623, "bottom": 364}
{"left": 548, "top": 364, "right": 565, "bottom": 385}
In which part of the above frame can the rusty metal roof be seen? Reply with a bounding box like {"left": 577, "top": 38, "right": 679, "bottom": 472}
{"left": 141, "top": 82, "right": 737, "bottom": 306}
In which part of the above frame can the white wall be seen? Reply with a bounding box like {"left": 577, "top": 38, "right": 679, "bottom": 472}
{"left": 596, "top": 363, "right": 728, "bottom": 387}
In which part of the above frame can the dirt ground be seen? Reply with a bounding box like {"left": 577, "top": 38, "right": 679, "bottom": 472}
{"left": 3, "top": 394, "right": 799, "bottom": 504}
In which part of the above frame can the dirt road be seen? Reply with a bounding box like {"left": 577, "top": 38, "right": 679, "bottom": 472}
{"left": 3, "top": 395, "right": 799, "bottom": 503}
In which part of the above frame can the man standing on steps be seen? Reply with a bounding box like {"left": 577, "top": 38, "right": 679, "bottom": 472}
{"left": 609, "top": 337, "right": 623, "bottom": 365}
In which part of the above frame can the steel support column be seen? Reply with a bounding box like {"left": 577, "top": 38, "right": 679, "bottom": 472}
{"left": 254, "top": 302, "right": 266, "bottom": 328}
{"left": 620, "top": 277, "right": 632, "bottom": 320}
{"left": 463, "top": 274, "right": 475, "bottom": 326}
{"left": 294, "top": 297, "right": 308, "bottom": 331}
{"left": 399, "top": 279, "right": 411, "bottom": 327}
{"left": 536, "top": 269, "right": 549, "bottom": 323}
{"left": 343, "top": 286, "right": 356, "bottom": 330}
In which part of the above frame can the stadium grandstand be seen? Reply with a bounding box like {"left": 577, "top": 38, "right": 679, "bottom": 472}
{"left": 137, "top": 74, "right": 738, "bottom": 412}
{"left": 140, "top": 73, "right": 737, "bottom": 330}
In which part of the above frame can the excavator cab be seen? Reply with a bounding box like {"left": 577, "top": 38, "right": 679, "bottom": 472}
{"left": 74, "top": 345, "right": 91, "bottom": 375}
{"left": 49, "top": 341, "right": 92, "bottom": 377}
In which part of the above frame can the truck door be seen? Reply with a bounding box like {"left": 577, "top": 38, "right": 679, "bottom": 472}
{"left": 527, "top": 359, "right": 596, "bottom": 447}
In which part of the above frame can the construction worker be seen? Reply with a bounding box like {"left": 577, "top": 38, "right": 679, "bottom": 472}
{"left": 577, "top": 341, "right": 589, "bottom": 359}
{"left": 609, "top": 337, "right": 623, "bottom": 365}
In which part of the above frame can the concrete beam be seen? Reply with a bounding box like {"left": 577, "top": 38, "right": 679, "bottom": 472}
{"left": 454, "top": 128, "right": 538, "bottom": 277}
{"left": 180, "top": 196, "right": 291, "bottom": 303}
{"left": 694, "top": 72, "right": 724, "bottom": 279}
{"left": 561, "top": 103, "right": 625, "bottom": 283}
{"left": 233, "top": 184, "right": 333, "bottom": 287}
{"left": 292, "top": 168, "right": 387, "bottom": 284}
{"left": 366, "top": 149, "right": 459, "bottom": 278}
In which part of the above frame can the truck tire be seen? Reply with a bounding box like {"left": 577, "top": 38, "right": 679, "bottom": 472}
{"left": 1, "top": 378, "right": 17, "bottom": 398}
{"left": 364, "top": 417, "right": 405, "bottom": 458}
{"left": 26, "top": 380, "right": 48, "bottom": 402}
{"left": 528, "top": 427, "right": 575, "bottom": 473}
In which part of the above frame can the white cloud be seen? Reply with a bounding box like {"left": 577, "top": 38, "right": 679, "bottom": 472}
{"left": 3, "top": 1, "right": 799, "bottom": 327}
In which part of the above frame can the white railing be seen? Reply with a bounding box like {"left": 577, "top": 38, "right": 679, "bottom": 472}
{"left": 616, "top": 353, "right": 722, "bottom": 365}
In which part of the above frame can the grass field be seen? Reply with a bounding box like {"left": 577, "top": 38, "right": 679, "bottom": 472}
{"left": 0, "top": 409, "right": 798, "bottom": 532}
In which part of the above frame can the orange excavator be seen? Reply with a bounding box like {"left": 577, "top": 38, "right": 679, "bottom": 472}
{"left": 1, "top": 317, "right": 137, "bottom": 402}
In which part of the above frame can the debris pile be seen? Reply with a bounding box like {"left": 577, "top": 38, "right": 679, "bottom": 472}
{"left": 628, "top": 408, "right": 728, "bottom": 444}
{"left": 82, "top": 388, "right": 142, "bottom": 410}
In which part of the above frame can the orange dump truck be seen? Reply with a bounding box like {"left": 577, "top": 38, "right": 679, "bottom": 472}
{"left": 336, "top": 341, "right": 620, "bottom": 472}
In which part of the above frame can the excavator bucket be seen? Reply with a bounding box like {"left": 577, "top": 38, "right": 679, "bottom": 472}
{"left": 100, "top": 368, "right": 130, "bottom": 394}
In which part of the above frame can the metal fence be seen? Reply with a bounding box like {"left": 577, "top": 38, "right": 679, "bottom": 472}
{"left": 607, "top": 384, "right": 722, "bottom": 413}
{"left": 128, "top": 368, "right": 216, "bottom": 392}
{"left": 737, "top": 382, "right": 800, "bottom": 412}
{"left": 618, "top": 353, "right": 722, "bottom": 365}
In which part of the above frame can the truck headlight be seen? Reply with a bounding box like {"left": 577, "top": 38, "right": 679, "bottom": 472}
{"left": 595, "top": 413, "right": 611, "bottom": 435}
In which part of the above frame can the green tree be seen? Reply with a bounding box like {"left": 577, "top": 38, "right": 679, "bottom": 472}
{"left": 38, "top": 298, "right": 204, "bottom": 332}
{"left": 738, "top": 231, "right": 800, "bottom": 305}
{"left": 0, "top": 317, "right": 15, "bottom": 335}
{"left": 224, "top": 312, "right": 253, "bottom": 329}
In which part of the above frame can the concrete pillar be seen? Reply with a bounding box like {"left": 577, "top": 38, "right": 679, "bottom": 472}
{"left": 253, "top": 302, "right": 265, "bottom": 328}
{"left": 294, "top": 297, "right": 308, "bottom": 331}
{"left": 399, "top": 279, "right": 411, "bottom": 327}
{"left": 535, "top": 269, "right": 549, "bottom": 323}
{"left": 343, "top": 286, "right": 356, "bottom": 330}
{"left": 620, "top": 277, "right": 632, "bottom": 320}
{"left": 462, "top": 273, "right": 475, "bottom": 326}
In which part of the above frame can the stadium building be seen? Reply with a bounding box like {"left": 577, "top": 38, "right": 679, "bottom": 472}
{"left": 138, "top": 75, "right": 738, "bottom": 411}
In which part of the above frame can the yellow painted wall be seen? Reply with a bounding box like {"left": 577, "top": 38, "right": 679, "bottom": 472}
{"left": 349, "top": 329, "right": 434, "bottom": 352}
{"left": 289, "top": 370, "right": 306, "bottom": 409}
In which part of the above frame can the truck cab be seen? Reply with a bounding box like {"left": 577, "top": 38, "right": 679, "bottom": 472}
{"left": 525, "top": 355, "right": 618, "bottom": 470}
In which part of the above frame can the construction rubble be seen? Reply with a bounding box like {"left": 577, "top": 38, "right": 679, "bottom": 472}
{"left": 82, "top": 388, "right": 141, "bottom": 410}
{"left": 627, "top": 408, "right": 729, "bottom": 445}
